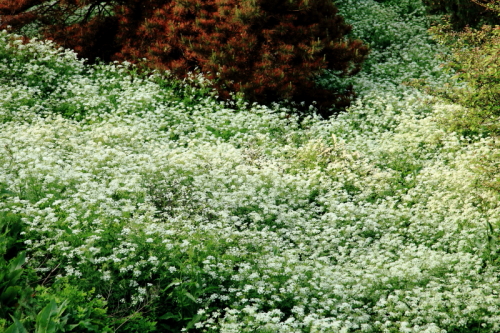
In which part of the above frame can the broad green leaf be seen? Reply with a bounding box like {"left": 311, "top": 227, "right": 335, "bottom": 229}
{"left": 36, "top": 299, "right": 58, "bottom": 333}
{"left": 159, "top": 312, "right": 180, "bottom": 320}
{"left": 9, "top": 252, "right": 26, "bottom": 272}
{"left": 0, "top": 285, "right": 20, "bottom": 303}
{"left": 184, "top": 291, "right": 197, "bottom": 303}
{"left": 162, "top": 279, "right": 182, "bottom": 292}
{"left": 5, "top": 315, "right": 28, "bottom": 333}
{"left": 6, "top": 269, "right": 23, "bottom": 285}
{"left": 185, "top": 314, "right": 202, "bottom": 329}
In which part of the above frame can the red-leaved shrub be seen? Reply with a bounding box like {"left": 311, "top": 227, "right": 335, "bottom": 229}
{"left": 0, "top": 0, "right": 369, "bottom": 118}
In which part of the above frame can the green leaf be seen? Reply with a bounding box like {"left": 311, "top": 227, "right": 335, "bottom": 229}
{"left": 5, "top": 269, "right": 23, "bottom": 286}
{"left": 9, "top": 251, "right": 26, "bottom": 272}
{"left": 36, "top": 299, "right": 58, "bottom": 333}
{"left": 55, "top": 299, "right": 69, "bottom": 323}
{"left": 159, "top": 312, "right": 181, "bottom": 320}
{"left": 184, "top": 291, "right": 197, "bottom": 303}
{"left": 61, "top": 225, "right": 72, "bottom": 234}
{"left": 0, "top": 188, "right": 15, "bottom": 196}
{"left": 3, "top": 325, "right": 17, "bottom": 333}
{"left": 5, "top": 315, "right": 28, "bottom": 333}
{"left": 487, "top": 221, "right": 494, "bottom": 234}
{"left": 185, "top": 314, "right": 202, "bottom": 330}
{"left": 162, "top": 279, "right": 182, "bottom": 292}
{"left": 0, "top": 285, "right": 20, "bottom": 303}
{"left": 74, "top": 320, "right": 97, "bottom": 331}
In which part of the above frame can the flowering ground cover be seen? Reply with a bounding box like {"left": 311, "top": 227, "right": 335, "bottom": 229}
{"left": 2, "top": 0, "right": 500, "bottom": 332}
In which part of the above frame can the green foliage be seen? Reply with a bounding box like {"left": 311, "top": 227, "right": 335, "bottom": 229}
{"left": 374, "top": 0, "right": 425, "bottom": 12}
{"left": 33, "top": 283, "right": 110, "bottom": 332}
{"left": 34, "top": 299, "right": 69, "bottom": 333}
{"left": 0, "top": 252, "right": 27, "bottom": 312}
{"left": 412, "top": 21, "right": 500, "bottom": 136}
{"left": 0, "top": 190, "right": 111, "bottom": 332}
{"left": 4, "top": 283, "right": 112, "bottom": 332}
{"left": 0, "top": 207, "right": 33, "bottom": 328}
{"left": 5, "top": 316, "right": 28, "bottom": 333}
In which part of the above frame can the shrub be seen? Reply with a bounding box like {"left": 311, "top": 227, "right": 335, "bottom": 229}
{"left": 410, "top": 19, "right": 500, "bottom": 136}
{"left": 421, "top": 0, "right": 500, "bottom": 29}
{"left": 0, "top": 0, "right": 369, "bottom": 118}
{"left": 471, "top": 0, "right": 500, "bottom": 11}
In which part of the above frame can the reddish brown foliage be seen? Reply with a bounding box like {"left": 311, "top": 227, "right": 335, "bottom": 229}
{"left": 0, "top": 0, "right": 369, "bottom": 118}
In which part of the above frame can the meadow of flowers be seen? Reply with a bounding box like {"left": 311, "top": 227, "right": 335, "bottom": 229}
{"left": 2, "top": 0, "right": 500, "bottom": 332}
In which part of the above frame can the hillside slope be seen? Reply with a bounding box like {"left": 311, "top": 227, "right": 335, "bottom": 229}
{"left": 2, "top": 0, "right": 500, "bottom": 332}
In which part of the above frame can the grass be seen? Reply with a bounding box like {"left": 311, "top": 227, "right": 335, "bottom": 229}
{"left": 2, "top": 0, "right": 500, "bottom": 332}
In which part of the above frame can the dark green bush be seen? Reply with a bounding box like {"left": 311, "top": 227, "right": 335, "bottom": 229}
{"left": 421, "top": 0, "right": 500, "bottom": 29}
{"left": 422, "top": 0, "right": 500, "bottom": 31}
